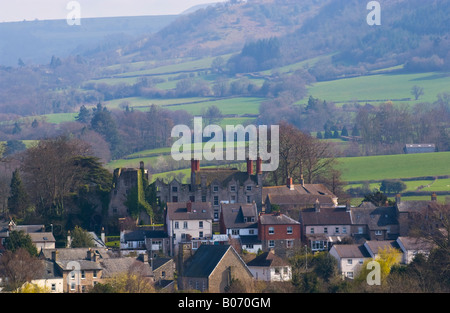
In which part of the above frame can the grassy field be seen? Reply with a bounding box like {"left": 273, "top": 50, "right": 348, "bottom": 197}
{"left": 306, "top": 71, "right": 450, "bottom": 105}
{"left": 337, "top": 152, "right": 450, "bottom": 182}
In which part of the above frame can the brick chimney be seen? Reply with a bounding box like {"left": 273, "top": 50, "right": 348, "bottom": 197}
{"left": 431, "top": 192, "right": 437, "bottom": 201}
{"left": 395, "top": 194, "right": 401, "bottom": 204}
{"left": 300, "top": 174, "right": 305, "bottom": 187}
{"left": 247, "top": 158, "right": 254, "bottom": 175}
{"left": 256, "top": 157, "right": 262, "bottom": 174}
{"left": 187, "top": 201, "right": 192, "bottom": 213}
{"left": 287, "top": 177, "right": 294, "bottom": 190}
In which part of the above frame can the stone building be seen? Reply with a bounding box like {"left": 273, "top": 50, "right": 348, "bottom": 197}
{"left": 155, "top": 159, "right": 263, "bottom": 221}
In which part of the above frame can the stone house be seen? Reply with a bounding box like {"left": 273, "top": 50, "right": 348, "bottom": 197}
{"left": 119, "top": 228, "right": 170, "bottom": 257}
{"left": 179, "top": 244, "right": 254, "bottom": 292}
{"left": 155, "top": 159, "right": 263, "bottom": 220}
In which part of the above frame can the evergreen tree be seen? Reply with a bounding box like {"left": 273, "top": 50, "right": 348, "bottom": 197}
{"left": 5, "top": 230, "right": 38, "bottom": 256}
{"left": 76, "top": 105, "right": 91, "bottom": 123}
{"left": 341, "top": 126, "right": 349, "bottom": 137}
{"left": 8, "top": 169, "right": 31, "bottom": 220}
{"left": 351, "top": 124, "right": 360, "bottom": 136}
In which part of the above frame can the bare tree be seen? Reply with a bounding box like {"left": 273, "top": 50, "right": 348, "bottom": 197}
{"left": 411, "top": 85, "right": 424, "bottom": 100}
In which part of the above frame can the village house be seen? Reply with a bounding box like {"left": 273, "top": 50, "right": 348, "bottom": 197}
{"left": 165, "top": 201, "right": 213, "bottom": 256}
{"left": 329, "top": 244, "right": 371, "bottom": 279}
{"left": 28, "top": 259, "right": 64, "bottom": 293}
{"left": 219, "top": 202, "right": 261, "bottom": 253}
{"left": 396, "top": 236, "right": 435, "bottom": 264}
{"left": 155, "top": 159, "right": 263, "bottom": 220}
{"left": 179, "top": 244, "right": 254, "bottom": 292}
{"left": 350, "top": 201, "right": 399, "bottom": 242}
{"left": 246, "top": 249, "right": 292, "bottom": 282}
{"left": 258, "top": 212, "right": 301, "bottom": 257}
{"left": 263, "top": 177, "right": 338, "bottom": 219}
{"left": 119, "top": 228, "right": 170, "bottom": 257}
{"left": 363, "top": 240, "right": 401, "bottom": 259}
{"left": 299, "top": 200, "right": 352, "bottom": 252}
{"left": 0, "top": 220, "right": 56, "bottom": 252}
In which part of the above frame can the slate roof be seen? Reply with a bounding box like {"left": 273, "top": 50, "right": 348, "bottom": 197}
{"left": 101, "top": 257, "right": 153, "bottom": 278}
{"left": 300, "top": 207, "right": 352, "bottom": 225}
{"left": 397, "top": 236, "right": 435, "bottom": 251}
{"left": 124, "top": 229, "right": 168, "bottom": 242}
{"left": 351, "top": 205, "right": 398, "bottom": 230}
{"left": 259, "top": 213, "right": 300, "bottom": 225}
{"left": 246, "top": 250, "right": 289, "bottom": 268}
{"left": 364, "top": 240, "right": 400, "bottom": 255}
{"left": 166, "top": 202, "right": 213, "bottom": 220}
{"left": 28, "top": 232, "right": 56, "bottom": 243}
{"left": 194, "top": 168, "right": 258, "bottom": 187}
{"left": 183, "top": 245, "right": 231, "bottom": 277}
{"left": 220, "top": 203, "right": 258, "bottom": 229}
{"left": 263, "top": 184, "right": 337, "bottom": 206}
{"left": 396, "top": 200, "right": 436, "bottom": 213}
{"left": 331, "top": 244, "right": 371, "bottom": 259}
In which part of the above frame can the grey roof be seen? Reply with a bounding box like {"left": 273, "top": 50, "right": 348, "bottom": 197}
{"left": 183, "top": 245, "right": 231, "bottom": 278}
{"left": 57, "top": 259, "right": 103, "bottom": 271}
{"left": 300, "top": 207, "right": 352, "bottom": 225}
{"left": 332, "top": 244, "right": 371, "bottom": 259}
{"left": 101, "top": 257, "right": 153, "bottom": 278}
{"left": 220, "top": 203, "right": 258, "bottom": 229}
{"left": 28, "top": 232, "right": 56, "bottom": 243}
{"left": 124, "top": 229, "right": 168, "bottom": 242}
{"left": 166, "top": 202, "right": 213, "bottom": 220}
{"left": 351, "top": 206, "right": 398, "bottom": 230}
{"left": 152, "top": 258, "right": 173, "bottom": 271}
{"left": 396, "top": 200, "right": 436, "bottom": 213}
{"left": 240, "top": 235, "right": 261, "bottom": 245}
{"left": 263, "top": 184, "right": 336, "bottom": 206}
{"left": 364, "top": 240, "right": 400, "bottom": 255}
{"left": 397, "top": 236, "right": 435, "bottom": 251}
{"left": 259, "top": 213, "right": 300, "bottom": 225}
{"left": 194, "top": 168, "right": 258, "bottom": 187}
{"left": 42, "top": 247, "right": 113, "bottom": 261}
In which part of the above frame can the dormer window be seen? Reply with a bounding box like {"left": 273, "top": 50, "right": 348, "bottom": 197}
{"left": 213, "top": 185, "right": 219, "bottom": 192}
{"left": 230, "top": 185, "right": 236, "bottom": 192}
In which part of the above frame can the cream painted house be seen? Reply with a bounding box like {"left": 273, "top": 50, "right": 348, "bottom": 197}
{"left": 329, "top": 244, "right": 371, "bottom": 279}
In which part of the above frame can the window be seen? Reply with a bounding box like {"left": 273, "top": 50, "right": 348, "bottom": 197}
{"left": 246, "top": 195, "right": 251, "bottom": 203}
{"left": 231, "top": 195, "right": 236, "bottom": 203}
{"left": 93, "top": 270, "right": 98, "bottom": 278}
{"left": 359, "top": 259, "right": 364, "bottom": 265}
{"left": 199, "top": 231, "right": 203, "bottom": 238}
{"left": 347, "top": 259, "right": 353, "bottom": 265}
{"left": 174, "top": 221, "right": 179, "bottom": 229}
{"left": 287, "top": 226, "right": 293, "bottom": 234}
{"left": 343, "top": 227, "right": 347, "bottom": 234}
{"left": 347, "top": 272, "right": 354, "bottom": 279}
{"left": 286, "top": 240, "right": 294, "bottom": 248}
{"left": 310, "top": 227, "right": 314, "bottom": 234}
{"left": 269, "top": 240, "right": 275, "bottom": 248}
{"left": 268, "top": 227, "right": 274, "bottom": 235}
{"left": 51, "top": 284, "right": 56, "bottom": 291}
{"left": 183, "top": 221, "right": 188, "bottom": 229}
{"left": 172, "top": 196, "right": 178, "bottom": 202}
{"left": 199, "top": 221, "right": 203, "bottom": 228}
{"left": 70, "top": 282, "right": 76, "bottom": 291}
{"left": 246, "top": 185, "right": 252, "bottom": 191}
{"left": 81, "top": 270, "right": 85, "bottom": 279}
{"left": 324, "top": 227, "right": 328, "bottom": 234}
{"left": 249, "top": 229, "right": 255, "bottom": 235}
{"left": 190, "top": 196, "right": 195, "bottom": 202}
{"left": 213, "top": 185, "right": 219, "bottom": 192}
{"left": 358, "top": 227, "right": 363, "bottom": 234}
{"left": 232, "top": 229, "right": 240, "bottom": 236}
{"left": 202, "top": 195, "right": 206, "bottom": 202}
{"left": 70, "top": 271, "right": 76, "bottom": 280}
{"left": 335, "top": 227, "right": 340, "bottom": 233}
{"left": 172, "top": 186, "right": 178, "bottom": 192}
{"left": 213, "top": 196, "right": 219, "bottom": 206}
{"left": 375, "top": 230, "right": 382, "bottom": 236}
{"left": 127, "top": 241, "right": 133, "bottom": 248}
{"left": 230, "top": 185, "right": 236, "bottom": 192}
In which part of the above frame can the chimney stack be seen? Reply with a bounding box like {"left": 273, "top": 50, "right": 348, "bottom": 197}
{"left": 431, "top": 192, "right": 437, "bottom": 201}
{"left": 314, "top": 199, "right": 321, "bottom": 212}
{"left": 346, "top": 200, "right": 351, "bottom": 212}
{"left": 287, "top": 177, "right": 294, "bottom": 190}
{"left": 256, "top": 157, "right": 262, "bottom": 174}
{"left": 187, "top": 201, "right": 192, "bottom": 213}
{"left": 247, "top": 158, "right": 254, "bottom": 175}
{"left": 395, "top": 194, "right": 401, "bottom": 204}
{"left": 66, "top": 231, "right": 72, "bottom": 248}
{"left": 52, "top": 250, "right": 58, "bottom": 262}
{"left": 191, "top": 159, "right": 200, "bottom": 173}
{"left": 300, "top": 174, "right": 305, "bottom": 187}
{"left": 101, "top": 227, "right": 105, "bottom": 245}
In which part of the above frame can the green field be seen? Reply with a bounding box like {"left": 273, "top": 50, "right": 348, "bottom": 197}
{"left": 307, "top": 71, "right": 450, "bottom": 105}
{"left": 337, "top": 152, "right": 450, "bottom": 182}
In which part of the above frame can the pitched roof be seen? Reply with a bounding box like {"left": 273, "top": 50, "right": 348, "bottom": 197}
{"left": 166, "top": 202, "right": 213, "bottom": 220}
{"left": 331, "top": 244, "right": 371, "bottom": 259}
{"left": 300, "top": 207, "right": 352, "bottom": 225}
{"left": 351, "top": 205, "right": 398, "bottom": 230}
{"left": 397, "top": 236, "right": 435, "bottom": 251}
{"left": 194, "top": 168, "right": 258, "bottom": 187}
{"left": 220, "top": 203, "right": 258, "bottom": 229}
{"left": 100, "top": 257, "right": 153, "bottom": 278}
{"left": 28, "top": 232, "right": 55, "bottom": 243}
{"left": 123, "top": 229, "right": 168, "bottom": 242}
{"left": 364, "top": 240, "right": 400, "bottom": 255}
{"left": 183, "top": 245, "right": 231, "bottom": 277}
{"left": 259, "top": 213, "right": 300, "bottom": 225}
{"left": 246, "top": 250, "right": 289, "bottom": 267}
{"left": 396, "top": 200, "right": 436, "bottom": 213}
{"left": 263, "top": 184, "right": 337, "bottom": 206}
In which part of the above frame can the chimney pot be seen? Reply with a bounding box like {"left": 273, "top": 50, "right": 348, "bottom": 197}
{"left": 287, "top": 177, "right": 294, "bottom": 190}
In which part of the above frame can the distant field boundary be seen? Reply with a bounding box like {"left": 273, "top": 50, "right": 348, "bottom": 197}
{"left": 347, "top": 175, "right": 450, "bottom": 185}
